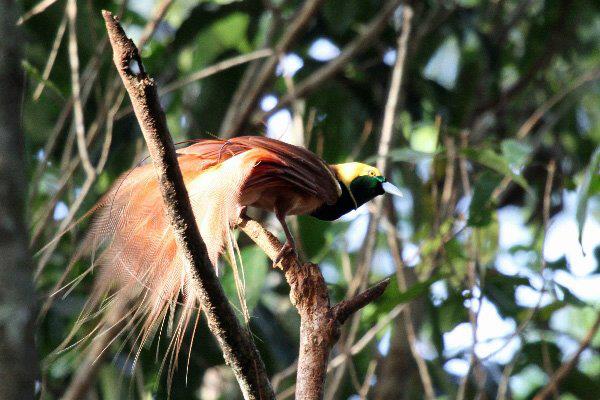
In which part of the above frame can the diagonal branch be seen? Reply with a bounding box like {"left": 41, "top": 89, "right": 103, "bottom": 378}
{"left": 533, "top": 312, "right": 600, "bottom": 400}
{"left": 101, "top": 11, "right": 274, "bottom": 400}
{"left": 219, "top": 0, "right": 325, "bottom": 136}
{"left": 253, "top": 0, "right": 404, "bottom": 125}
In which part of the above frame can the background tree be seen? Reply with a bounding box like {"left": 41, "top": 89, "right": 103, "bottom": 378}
{"left": 0, "top": 0, "right": 38, "bottom": 399}
{"left": 15, "top": 0, "right": 600, "bottom": 398}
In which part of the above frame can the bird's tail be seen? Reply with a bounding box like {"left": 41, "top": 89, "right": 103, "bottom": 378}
{"left": 51, "top": 147, "right": 271, "bottom": 383}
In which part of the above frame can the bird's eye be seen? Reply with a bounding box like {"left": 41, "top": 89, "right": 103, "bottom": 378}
{"left": 368, "top": 170, "right": 376, "bottom": 177}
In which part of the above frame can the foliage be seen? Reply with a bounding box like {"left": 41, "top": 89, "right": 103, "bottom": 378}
{"left": 21, "top": 0, "right": 600, "bottom": 399}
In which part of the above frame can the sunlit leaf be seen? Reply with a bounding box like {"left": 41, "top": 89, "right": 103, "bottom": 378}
{"left": 396, "top": 274, "right": 444, "bottom": 304}
{"left": 501, "top": 139, "right": 533, "bottom": 171}
{"left": 554, "top": 282, "right": 586, "bottom": 307}
{"left": 468, "top": 171, "right": 502, "bottom": 227}
{"left": 410, "top": 124, "right": 439, "bottom": 153}
{"left": 463, "top": 148, "right": 530, "bottom": 190}
{"left": 21, "top": 60, "right": 65, "bottom": 99}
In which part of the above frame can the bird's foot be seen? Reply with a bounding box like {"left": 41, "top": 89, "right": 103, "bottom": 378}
{"left": 238, "top": 205, "right": 248, "bottom": 219}
{"left": 233, "top": 206, "right": 249, "bottom": 228}
{"left": 273, "top": 241, "right": 298, "bottom": 268}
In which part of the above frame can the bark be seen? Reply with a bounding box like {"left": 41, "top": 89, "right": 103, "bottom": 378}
{"left": 0, "top": 1, "right": 39, "bottom": 399}
{"left": 237, "top": 217, "right": 390, "bottom": 399}
{"left": 102, "top": 11, "right": 274, "bottom": 400}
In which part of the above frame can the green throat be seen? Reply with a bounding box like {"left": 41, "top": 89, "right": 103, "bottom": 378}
{"left": 310, "top": 175, "right": 385, "bottom": 221}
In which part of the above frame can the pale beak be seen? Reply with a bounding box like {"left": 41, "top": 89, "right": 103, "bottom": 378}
{"left": 382, "top": 181, "right": 403, "bottom": 197}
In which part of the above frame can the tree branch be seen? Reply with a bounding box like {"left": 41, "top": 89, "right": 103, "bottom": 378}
{"left": 219, "top": 0, "right": 325, "bottom": 136}
{"left": 237, "top": 216, "right": 390, "bottom": 399}
{"left": 253, "top": 0, "right": 404, "bottom": 124}
{"left": 101, "top": 11, "right": 274, "bottom": 400}
{"left": 533, "top": 312, "right": 600, "bottom": 400}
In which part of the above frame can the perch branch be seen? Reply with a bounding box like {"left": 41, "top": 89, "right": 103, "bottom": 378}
{"left": 101, "top": 11, "right": 274, "bottom": 400}
{"left": 237, "top": 216, "right": 390, "bottom": 400}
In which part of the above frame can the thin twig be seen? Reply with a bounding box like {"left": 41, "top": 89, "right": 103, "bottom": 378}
{"left": 67, "top": 0, "right": 95, "bottom": 177}
{"left": 358, "top": 360, "right": 377, "bottom": 399}
{"left": 137, "top": 0, "right": 173, "bottom": 49}
{"left": 219, "top": 0, "right": 325, "bottom": 136}
{"left": 34, "top": 82, "right": 126, "bottom": 277}
{"left": 17, "top": 0, "right": 59, "bottom": 25}
{"left": 480, "top": 160, "right": 556, "bottom": 363}
{"left": 161, "top": 49, "right": 273, "bottom": 95}
{"left": 378, "top": 6, "right": 412, "bottom": 172}
{"left": 115, "top": 49, "right": 274, "bottom": 120}
{"left": 254, "top": 0, "right": 404, "bottom": 124}
{"left": 102, "top": 11, "right": 275, "bottom": 399}
{"left": 385, "top": 201, "right": 436, "bottom": 400}
{"left": 495, "top": 357, "right": 517, "bottom": 400}
{"left": 533, "top": 312, "right": 600, "bottom": 400}
{"left": 60, "top": 303, "right": 126, "bottom": 400}
{"left": 516, "top": 68, "right": 600, "bottom": 139}
{"left": 33, "top": 9, "right": 67, "bottom": 100}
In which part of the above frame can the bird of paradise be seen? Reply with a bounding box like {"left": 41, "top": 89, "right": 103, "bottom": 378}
{"left": 60, "top": 135, "right": 402, "bottom": 380}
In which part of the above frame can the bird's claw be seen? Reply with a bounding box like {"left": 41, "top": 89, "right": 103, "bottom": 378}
{"left": 273, "top": 241, "right": 297, "bottom": 268}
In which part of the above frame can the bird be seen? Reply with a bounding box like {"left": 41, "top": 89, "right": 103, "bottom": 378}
{"left": 65, "top": 135, "right": 402, "bottom": 377}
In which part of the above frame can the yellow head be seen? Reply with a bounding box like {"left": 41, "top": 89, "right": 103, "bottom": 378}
{"left": 332, "top": 162, "right": 383, "bottom": 188}
{"left": 311, "top": 162, "right": 402, "bottom": 220}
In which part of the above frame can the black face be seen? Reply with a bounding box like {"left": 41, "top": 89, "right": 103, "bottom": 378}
{"left": 310, "top": 176, "right": 385, "bottom": 221}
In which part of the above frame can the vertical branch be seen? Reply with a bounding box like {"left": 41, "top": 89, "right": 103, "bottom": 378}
{"left": 101, "top": 11, "right": 274, "bottom": 400}
{"left": 67, "top": 0, "right": 95, "bottom": 177}
{"left": 348, "top": 3, "right": 413, "bottom": 297}
{"left": 385, "top": 201, "right": 436, "bottom": 400}
{"left": 327, "top": 7, "right": 412, "bottom": 399}
{"left": 377, "top": 5, "right": 413, "bottom": 172}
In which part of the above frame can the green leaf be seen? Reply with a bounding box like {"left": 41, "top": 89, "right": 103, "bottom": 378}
{"left": 534, "top": 301, "right": 567, "bottom": 322}
{"left": 546, "top": 255, "right": 568, "bottom": 271}
{"left": 468, "top": 171, "right": 502, "bottom": 227}
{"left": 485, "top": 270, "right": 529, "bottom": 318}
{"left": 501, "top": 139, "right": 533, "bottom": 171}
{"left": 554, "top": 282, "right": 586, "bottom": 307}
{"left": 575, "top": 145, "right": 600, "bottom": 248}
{"left": 21, "top": 60, "right": 65, "bottom": 99}
{"left": 375, "top": 273, "right": 444, "bottom": 317}
{"left": 397, "top": 274, "right": 444, "bottom": 304}
{"left": 410, "top": 124, "right": 439, "bottom": 153}
{"left": 389, "top": 148, "right": 439, "bottom": 163}
{"left": 463, "top": 147, "right": 530, "bottom": 190}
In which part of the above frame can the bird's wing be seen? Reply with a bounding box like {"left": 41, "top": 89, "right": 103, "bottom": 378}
{"left": 230, "top": 136, "right": 341, "bottom": 204}
{"left": 177, "top": 136, "right": 341, "bottom": 204}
